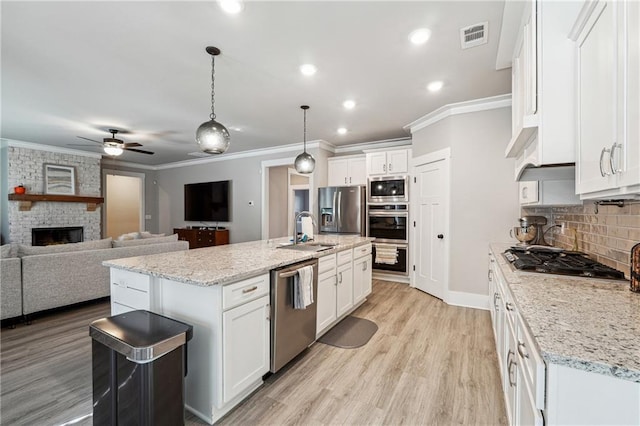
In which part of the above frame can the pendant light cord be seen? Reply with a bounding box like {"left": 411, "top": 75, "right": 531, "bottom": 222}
{"left": 210, "top": 55, "right": 216, "bottom": 120}
{"left": 303, "top": 108, "right": 307, "bottom": 153}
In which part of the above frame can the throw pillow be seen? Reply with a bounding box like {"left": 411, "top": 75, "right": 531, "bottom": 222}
{"left": 112, "top": 233, "right": 178, "bottom": 248}
{"left": 117, "top": 232, "right": 141, "bottom": 241}
{"left": 139, "top": 232, "right": 166, "bottom": 239}
{"left": 18, "top": 238, "right": 113, "bottom": 257}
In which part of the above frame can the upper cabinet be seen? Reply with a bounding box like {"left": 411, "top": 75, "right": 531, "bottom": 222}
{"left": 327, "top": 155, "right": 366, "bottom": 186}
{"left": 573, "top": 0, "right": 640, "bottom": 199}
{"left": 366, "top": 149, "right": 410, "bottom": 176}
{"left": 506, "top": 1, "right": 582, "bottom": 180}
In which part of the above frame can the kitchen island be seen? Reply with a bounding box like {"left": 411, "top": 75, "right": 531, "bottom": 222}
{"left": 489, "top": 244, "right": 640, "bottom": 426}
{"left": 104, "top": 235, "right": 373, "bottom": 424}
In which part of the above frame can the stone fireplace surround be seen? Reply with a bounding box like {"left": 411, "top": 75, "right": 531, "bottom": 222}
{"left": 7, "top": 145, "right": 102, "bottom": 245}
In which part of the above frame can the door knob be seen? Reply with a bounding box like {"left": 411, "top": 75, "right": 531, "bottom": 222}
{"left": 437, "top": 234, "right": 444, "bottom": 239}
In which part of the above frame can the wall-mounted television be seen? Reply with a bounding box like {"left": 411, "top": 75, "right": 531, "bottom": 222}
{"left": 184, "top": 180, "right": 231, "bottom": 222}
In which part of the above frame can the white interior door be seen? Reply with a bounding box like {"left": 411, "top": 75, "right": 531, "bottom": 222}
{"left": 412, "top": 156, "right": 449, "bottom": 300}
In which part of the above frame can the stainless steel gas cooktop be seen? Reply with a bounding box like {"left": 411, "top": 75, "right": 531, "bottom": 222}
{"left": 504, "top": 246, "right": 627, "bottom": 280}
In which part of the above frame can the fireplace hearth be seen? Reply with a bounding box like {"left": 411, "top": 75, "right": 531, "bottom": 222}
{"left": 32, "top": 227, "right": 84, "bottom": 246}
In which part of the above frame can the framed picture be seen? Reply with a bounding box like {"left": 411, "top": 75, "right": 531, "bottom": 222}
{"left": 44, "top": 164, "right": 76, "bottom": 195}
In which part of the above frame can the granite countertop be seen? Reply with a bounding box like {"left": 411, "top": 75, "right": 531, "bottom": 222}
{"left": 490, "top": 243, "right": 640, "bottom": 383}
{"left": 104, "top": 235, "right": 373, "bottom": 287}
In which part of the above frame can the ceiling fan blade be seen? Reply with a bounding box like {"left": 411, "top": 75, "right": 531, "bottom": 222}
{"left": 124, "top": 147, "right": 154, "bottom": 155}
{"left": 68, "top": 143, "right": 101, "bottom": 147}
{"left": 76, "top": 136, "right": 102, "bottom": 144}
{"left": 123, "top": 142, "right": 143, "bottom": 148}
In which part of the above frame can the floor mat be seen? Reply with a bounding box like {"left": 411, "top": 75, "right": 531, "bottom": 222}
{"left": 317, "top": 316, "right": 378, "bottom": 348}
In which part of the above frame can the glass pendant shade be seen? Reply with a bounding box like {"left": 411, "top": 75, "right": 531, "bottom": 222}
{"left": 294, "top": 151, "right": 315, "bottom": 174}
{"left": 294, "top": 105, "right": 315, "bottom": 174}
{"left": 196, "top": 118, "right": 230, "bottom": 154}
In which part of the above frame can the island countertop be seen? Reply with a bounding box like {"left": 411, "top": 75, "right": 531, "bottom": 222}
{"left": 490, "top": 243, "right": 640, "bottom": 383}
{"left": 104, "top": 235, "right": 373, "bottom": 287}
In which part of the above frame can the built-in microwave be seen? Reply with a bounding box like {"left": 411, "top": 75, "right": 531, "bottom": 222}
{"left": 368, "top": 176, "right": 409, "bottom": 203}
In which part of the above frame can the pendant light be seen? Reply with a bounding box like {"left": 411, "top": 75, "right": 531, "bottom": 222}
{"left": 196, "top": 46, "right": 230, "bottom": 154}
{"left": 294, "top": 105, "right": 315, "bottom": 174}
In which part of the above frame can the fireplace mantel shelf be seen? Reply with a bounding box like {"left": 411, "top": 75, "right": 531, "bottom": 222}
{"left": 8, "top": 193, "right": 104, "bottom": 212}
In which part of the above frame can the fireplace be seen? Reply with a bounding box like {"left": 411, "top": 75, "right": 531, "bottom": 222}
{"left": 32, "top": 227, "right": 84, "bottom": 246}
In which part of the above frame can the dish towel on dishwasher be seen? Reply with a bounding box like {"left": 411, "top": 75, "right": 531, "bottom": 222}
{"left": 294, "top": 265, "right": 314, "bottom": 309}
{"left": 375, "top": 244, "right": 399, "bottom": 265}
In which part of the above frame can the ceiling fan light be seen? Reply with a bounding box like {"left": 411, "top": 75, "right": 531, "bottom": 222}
{"left": 196, "top": 118, "right": 231, "bottom": 154}
{"left": 104, "top": 145, "right": 123, "bottom": 156}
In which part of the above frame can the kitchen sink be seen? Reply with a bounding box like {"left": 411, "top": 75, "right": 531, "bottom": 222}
{"left": 277, "top": 242, "right": 337, "bottom": 252}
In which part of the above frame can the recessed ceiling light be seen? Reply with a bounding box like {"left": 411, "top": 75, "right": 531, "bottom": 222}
{"left": 337, "top": 127, "right": 348, "bottom": 135}
{"left": 300, "top": 64, "right": 317, "bottom": 76}
{"left": 427, "top": 80, "right": 444, "bottom": 92}
{"left": 343, "top": 100, "right": 356, "bottom": 110}
{"left": 219, "top": 0, "right": 243, "bottom": 14}
{"left": 409, "top": 28, "right": 432, "bottom": 45}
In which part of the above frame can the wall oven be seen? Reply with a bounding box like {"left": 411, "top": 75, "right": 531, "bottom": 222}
{"left": 368, "top": 176, "right": 409, "bottom": 203}
{"left": 368, "top": 204, "right": 409, "bottom": 275}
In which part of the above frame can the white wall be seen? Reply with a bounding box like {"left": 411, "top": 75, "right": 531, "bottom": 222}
{"left": 412, "top": 107, "right": 518, "bottom": 295}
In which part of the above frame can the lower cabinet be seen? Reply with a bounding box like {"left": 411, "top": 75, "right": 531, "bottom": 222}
{"left": 222, "top": 295, "right": 270, "bottom": 404}
{"left": 353, "top": 245, "right": 373, "bottom": 304}
{"left": 336, "top": 262, "right": 354, "bottom": 318}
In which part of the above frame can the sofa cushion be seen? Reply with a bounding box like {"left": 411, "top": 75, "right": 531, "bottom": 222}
{"left": 112, "top": 234, "right": 178, "bottom": 248}
{"left": 1, "top": 244, "right": 14, "bottom": 258}
{"left": 18, "top": 238, "right": 113, "bottom": 257}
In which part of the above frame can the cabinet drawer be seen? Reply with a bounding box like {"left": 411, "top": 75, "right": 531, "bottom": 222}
{"left": 111, "top": 283, "right": 150, "bottom": 310}
{"left": 353, "top": 243, "right": 372, "bottom": 259}
{"left": 318, "top": 253, "right": 337, "bottom": 274}
{"left": 517, "top": 315, "right": 546, "bottom": 410}
{"left": 223, "top": 274, "right": 269, "bottom": 311}
{"left": 111, "top": 269, "right": 150, "bottom": 292}
{"left": 337, "top": 249, "right": 353, "bottom": 266}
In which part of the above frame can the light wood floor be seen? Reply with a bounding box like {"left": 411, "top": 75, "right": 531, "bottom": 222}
{"left": 1, "top": 281, "right": 507, "bottom": 425}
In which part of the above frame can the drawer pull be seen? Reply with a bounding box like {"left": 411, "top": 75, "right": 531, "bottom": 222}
{"left": 242, "top": 286, "right": 258, "bottom": 294}
{"left": 517, "top": 341, "right": 529, "bottom": 359}
{"left": 505, "top": 302, "right": 515, "bottom": 312}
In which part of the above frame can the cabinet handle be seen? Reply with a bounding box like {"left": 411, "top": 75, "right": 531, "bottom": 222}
{"left": 242, "top": 286, "right": 258, "bottom": 294}
{"left": 266, "top": 304, "right": 270, "bottom": 320}
{"left": 488, "top": 269, "right": 493, "bottom": 281}
{"left": 437, "top": 234, "right": 444, "bottom": 239}
{"left": 521, "top": 186, "right": 528, "bottom": 199}
{"left": 349, "top": 176, "right": 352, "bottom": 184}
{"left": 517, "top": 341, "right": 529, "bottom": 359}
{"left": 362, "top": 262, "right": 367, "bottom": 271}
{"left": 609, "top": 143, "right": 622, "bottom": 174}
{"left": 599, "top": 147, "right": 612, "bottom": 177}
{"left": 493, "top": 292, "right": 500, "bottom": 310}
{"left": 345, "top": 177, "right": 348, "bottom": 184}
{"left": 505, "top": 302, "right": 515, "bottom": 312}
{"left": 339, "top": 272, "right": 343, "bottom": 283}
{"left": 388, "top": 163, "right": 392, "bottom": 171}
{"left": 507, "top": 350, "right": 517, "bottom": 387}
{"left": 383, "top": 164, "right": 386, "bottom": 172}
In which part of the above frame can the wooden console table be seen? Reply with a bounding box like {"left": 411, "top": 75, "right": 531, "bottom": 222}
{"left": 173, "top": 228, "right": 230, "bottom": 249}
{"left": 8, "top": 193, "right": 105, "bottom": 211}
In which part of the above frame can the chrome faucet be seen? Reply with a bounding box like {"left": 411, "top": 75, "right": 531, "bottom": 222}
{"left": 293, "top": 211, "right": 317, "bottom": 245}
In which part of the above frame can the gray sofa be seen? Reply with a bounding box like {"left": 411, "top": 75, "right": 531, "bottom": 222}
{"left": 1, "top": 235, "right": 189, "bottom": 320}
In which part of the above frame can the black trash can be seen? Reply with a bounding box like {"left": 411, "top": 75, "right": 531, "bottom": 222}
{"left": 90, "top": 310, "right": 193, "bottom": 426}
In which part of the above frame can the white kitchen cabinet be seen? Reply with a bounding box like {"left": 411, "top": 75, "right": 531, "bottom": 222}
{"left": 352, "top": 244, "right": 372, "bottom": 304}
{"left": 327, "top": 155, "right": 366, "bottom": 186}
{"left": 366, "top": 149, "right": 410, "bottom": 176}
{"left": 222, "top": 295, "right": 270, "bottom": 404}
{"left": 574, "top": 0, "right": 640, "bottom": 198}
{"left": 519, "top": 180, "right": 581, "bottom": 206}
{"left": 336, "top": 260, "right": 354, "bottom": 318}
{"left": 110, "top": 268, "right": 152, "bottom": 313}
{"left": 506, "top": 1, "right": 582, "bottom": 180}
{"left": 316, "top": 254, "right": 337, "bottom": 337}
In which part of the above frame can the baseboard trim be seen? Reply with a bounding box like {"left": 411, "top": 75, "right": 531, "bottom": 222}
{"left": 446, "top": 291, "right": 489, "bottom": 311}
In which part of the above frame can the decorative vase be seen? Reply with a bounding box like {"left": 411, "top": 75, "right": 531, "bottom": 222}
{"left": 14, "top": 185, "right": 26, "bottom": 195}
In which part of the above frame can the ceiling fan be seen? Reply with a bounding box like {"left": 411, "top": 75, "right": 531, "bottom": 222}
{"left": 72, "top": 129, "right": 154, "bottom": 156}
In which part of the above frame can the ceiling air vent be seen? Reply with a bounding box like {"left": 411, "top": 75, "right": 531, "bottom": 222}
{"left": 460, "top": 21, "right": 488, "bottom": 49}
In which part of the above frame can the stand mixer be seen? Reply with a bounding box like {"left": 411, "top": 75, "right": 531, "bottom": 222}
{"left": 519, "top": 216, "right": 551, "bottom": 246}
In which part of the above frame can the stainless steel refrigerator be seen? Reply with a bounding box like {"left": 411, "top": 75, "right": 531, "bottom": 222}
{"left": 318, "top": 186, "right": 366, "bottom": 235}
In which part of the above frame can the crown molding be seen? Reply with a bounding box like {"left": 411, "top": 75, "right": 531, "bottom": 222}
{"left": 5, "top": 139, "right": 103, "bottom": 159}
{"left": 154, "top": 139, "right": 330, "bottom": 171}
{"left": 336, "top": 137, "right": 412, "bottom": 154}
{"left": 403, "top": 94, "right": 512, "bottom": 134}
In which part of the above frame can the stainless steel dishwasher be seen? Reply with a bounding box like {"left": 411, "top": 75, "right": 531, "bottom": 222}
{"left": 270, "top": 258, "right": 318, "bottom": 373}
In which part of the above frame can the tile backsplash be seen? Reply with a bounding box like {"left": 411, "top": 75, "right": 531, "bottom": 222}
{"left": 523, "top": 203, "right": 640, "bottom": 279}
